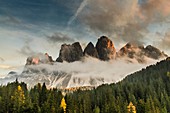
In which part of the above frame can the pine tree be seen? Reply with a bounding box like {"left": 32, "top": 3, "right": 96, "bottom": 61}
{"left": 39, "top": 82, "right": 47, "bottom": 106}
{"left": 167, "top": 72, "right": 170, "bottom": 77}
{"left": 93, "top": 106, "right": 100, "bottom": 113}
{"left": 137, "top": 99, "right": 145, "bottom": 113}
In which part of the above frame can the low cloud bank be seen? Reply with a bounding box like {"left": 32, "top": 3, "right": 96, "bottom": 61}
{"left": 26, "top": 56, "right": 159, "bottom": 83}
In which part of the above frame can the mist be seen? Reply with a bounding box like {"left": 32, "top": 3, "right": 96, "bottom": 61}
{"left": 25, "top": 56, "right": 159, "bottom": 88}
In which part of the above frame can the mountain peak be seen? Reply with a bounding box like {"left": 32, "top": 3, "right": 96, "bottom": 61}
{"left": 26, "top": 53, "right": 53, "bottom": 65}
{"left": 84, "top": 42, "right": 99, "bottom": 58}
{"left": 145, "top": 45, "right": 168, "bottom": 59}
{"left": 56, "top": 42, "right": 83, "bottom": 62}
{"left": 96, "top": 36, "right": 116, "bottom": 60}
{"left": 117, "top": 42, "right": 167, "bottom": 63}
{"left": 0, "top": 36, "right": 169, "bottom": 89}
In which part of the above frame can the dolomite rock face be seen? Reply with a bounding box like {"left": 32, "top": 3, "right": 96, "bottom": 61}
{"left": 26, "top": 53, "right": 53, "bottom": 65}
{"left": 117, "top": 42, "right": 167, "bottom": 63}
{"left": 56, "top": 42, "right": 83, "bottom": 62}
{"left": 96, "top": 36, "right": 116, "bottom": 61}
{"left": 83, "top": 42, "right": 99, "bottom": 58}
{"left": 144, "top": 45, "right": 168, "bottom": 59}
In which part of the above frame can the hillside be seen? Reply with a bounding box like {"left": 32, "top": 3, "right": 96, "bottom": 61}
{"left": 63, "top": 57, "right": 170, "bottom": 113}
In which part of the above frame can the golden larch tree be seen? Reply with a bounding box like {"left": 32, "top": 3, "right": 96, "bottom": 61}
{"left": 60, "top": 97, "right": 67, "bottom": 113}
{"left": 11, "top": 85, "right": 26, "bottom": 112}
{"left": 127, "top": 102, "right": 136, "bottom": 113}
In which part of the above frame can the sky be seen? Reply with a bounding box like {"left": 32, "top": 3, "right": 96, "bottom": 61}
{"left": 0, "top": 0, "right": 170, "bottom": 77}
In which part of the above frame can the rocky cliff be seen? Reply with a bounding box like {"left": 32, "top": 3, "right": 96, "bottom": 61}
{"left": 117, "top": 42, "right": 167, "bottom": 63}
{"left": 26, "top": 53, "right": 53, "bottom": 65}
{"left": 96, "top": 36, "right": 116, "bottom": 61}
{"left": 83, "top": 42, "right": 99, "bottom": 58}
{"left": 56, "top": 42, "right": 83, "bottom": 62}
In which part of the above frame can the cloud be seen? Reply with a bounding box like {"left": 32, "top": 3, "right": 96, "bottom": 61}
{"left": 18, "top": 39, "right": 37, "bottom": 56}
{"left": 67, "top": 0, "right": 89, "bottom": 26}
{"left": 77, "top": 0, "right": 170, "bottom": 43}
{"left": 0, "top": 57, "right": 4, "bottom": 63}
{"left": 159, "top": 30, "right": 170, "bottom": 49}
{"left": 140, "top": 0, "right": 170, "bottom": 20}
{"left": 22, "top": 56, "right": 158, "bottom": 88}
{"left": 19, "top": 45, "right": 36, "bottom": 56}
{"left": 0, "top": 16, "right": 20, "bottom": 24}
{"left": 0, "top": 65, "right": 16, "bottom": 70}
{"left": 0, "top": 9, "right": 21, "bottom": 25}
{"left": 47, "top": 32, "right": 75, "bottom": 43}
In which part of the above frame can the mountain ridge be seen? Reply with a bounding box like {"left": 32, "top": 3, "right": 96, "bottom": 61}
{"left": 26, "top": 36, "right": 168, "bottom": 65}
{"left": 0, "top": 36, "right": 168, "bottom": 89}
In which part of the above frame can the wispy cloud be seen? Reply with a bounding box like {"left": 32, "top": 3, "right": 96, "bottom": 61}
{"left": 67, "top": 0, "right": 89, "bottom": 26}
{"left": 47, "top": 32, "right": 74, "bottom": 43}
{"left": 0, "top": 57, "right": 4, "bottom": 63}
{"left": 159, "top": 30, "right": 170, "bottom": 50}
{"left": 18, "top": 39, "right": 37, "bottom": 56}
{"left": 0, "top": 65, "right": 17, "bottom": 70}
{"left": 19, "top": 45, "right": 36, "bottom": 56}
{"left": 0, "top": 15, "right": 21, "bottom": 25}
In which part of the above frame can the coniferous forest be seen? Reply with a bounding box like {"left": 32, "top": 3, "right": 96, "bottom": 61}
{"left": 0, "top": 58, "right": 170, "bottom": 113}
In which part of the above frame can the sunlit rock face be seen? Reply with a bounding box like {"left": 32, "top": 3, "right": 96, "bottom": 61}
{"left": 56, "top": 42, "right": 83, "bottom": 62}
{"left": 117, "top": 42, "right": 145, "bottom": 63}
{"left": 117, "top": 42, "right": 144, "bottom": 57}
{"left": 96, "top": 36, "right": 116, "bottom": 61}
{"left": 26, "top": 53, "right": 53, "bottom": 65}
{"left": 83, "top": 42, "right": 99, "bottom": 58}
{"left": 117, "top": 42, "right": 168, "bottom": 63}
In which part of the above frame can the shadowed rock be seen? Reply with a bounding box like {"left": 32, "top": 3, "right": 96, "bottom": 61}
{"left": 144, "top": 45, "right": 168, "bottom": 59}
{"left": 117, "top": 42, "right": 167, "bottom": 63}
{"left": 56, "top": 42, "right": 83, "bottom": 62}
{"left": 83, "top": 42, "right": 99, "bottom": 58}
{"left": 96, "top": 36, "right": 116, "bottom": 61}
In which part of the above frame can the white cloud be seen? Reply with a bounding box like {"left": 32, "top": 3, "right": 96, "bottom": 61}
{"left": 26, "top": 56, "right": 158, "bottom": 84}
{"left": 0, "top": 57, "right": 4, "bottom": 63}
{"left": 76, "top": 0, "right": 170, "bottom": 43}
